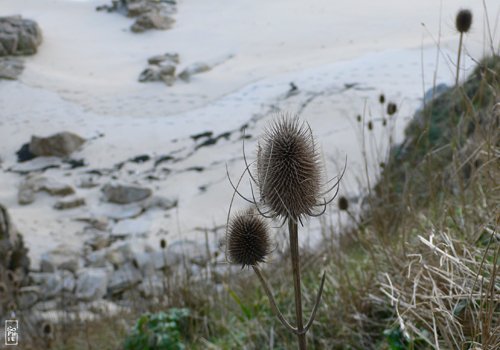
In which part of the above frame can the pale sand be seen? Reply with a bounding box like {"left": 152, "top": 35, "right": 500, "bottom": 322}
{"left": 0, "top": 0, "right": 498, "bottom": 265}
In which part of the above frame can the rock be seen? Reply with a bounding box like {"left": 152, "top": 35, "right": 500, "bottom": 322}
{"left": 16, "top": 143, "right": 37, "bottom": 163}
{"left": 144, "top": 196, "right": 177, "bottom": 210}
{"left": 18, "top": 175, "right": 75, "bottom": 205}
{"left": 77, "top": 175, "right": 100, "bottom": 189}
{"left": 138, "top": 64, "right": 176, "bottom": 85}
{"left": 102, "top": 183, "right": 152, "bottom": 204}
{"left": 107, "top": 263, "right": 142, "bottom": 294}
{"left": 0, "top": 16, "right": 43, "bottom": 56}
{"left": 30, "top": 272, "right": 63, "bottom": 298}
{"left": 40, "top": 246, "right": 81, "bottom": 273}
{"left": 29, "top": 132, "right": 85, "bottom": 158}
{"left": 133, "top": 251, "right": 171, "bottom": 274}
{"left": 9, "top": 156, "right": 61, "bottom": 174}
{"left": 0, "top": 204, "right": 30, "bottom": 278}
{"left": 75, "top": 268, "right": 109, "bottom": 301}
{"left": 83, "top": 231, "right": 112, "bottom": 251}
{"left": 54, "top": 197, "right": 86, "bottom": 210}
{"left": 0, "top": 57, "right": 24, "bottom": 80}
{"left": 148, "top": 53, "right": 179, "bottom": 65}
{"left": 131, "top": 12, "right": 175, "bottom": 33}
{"left": 178, "top": 62, "right": 212, "bottom": 82}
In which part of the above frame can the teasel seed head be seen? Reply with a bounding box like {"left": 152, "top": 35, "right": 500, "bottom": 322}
{"left": 256, "top": 115, "right": 323, "bottom": 220}
{"left": 356, "top": 115, "right": 362, "bottom": 123}
{"left": 456, "top": 9, "right": 472, "bottom": 33}
{"left": 41, "top": 321, "right": 54, "bottom": 338}
{"left": 387, "top": 102, "right": 397, "bottom": 116}
{"left": 379, "top": 94, "right": 385, "bottom": 104}
{"left": 368, "top": 121, "right": 373, "bottom": 131}
{"left": 160, "top": 239, "right": 167, "bottom": 249}
{"left": 382, "top": 118, "right": 387, "bottom": 127}
{"left": 338, "top": 196, "right": 349, "bottom": 211}
{"left": 227, "top": 209, "right": 271, "bottom": 268}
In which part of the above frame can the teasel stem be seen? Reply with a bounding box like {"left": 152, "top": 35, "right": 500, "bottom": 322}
{"left": 289, "top": 218, "right": 307, "bottom": 349}
{"left": 252, "top": 266, "right": 299, "bottom": 335}
{"left": 455, "top": 33, "right": 463, "bottom": 87}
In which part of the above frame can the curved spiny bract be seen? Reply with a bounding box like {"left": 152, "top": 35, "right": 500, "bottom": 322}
{"left": 256, "top": 115, "right": 323, "bottom": 221}
{"left": 227, "top": 209, "right": 271, "bottom": 268}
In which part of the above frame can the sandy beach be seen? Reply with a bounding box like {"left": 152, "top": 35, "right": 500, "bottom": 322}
{"left": 1, "top": 0, "right": 498, "bottom": 266}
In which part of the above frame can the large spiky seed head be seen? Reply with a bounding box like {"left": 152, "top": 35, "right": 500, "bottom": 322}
{"left": 227, "top": 209, "right": 271, "bottom": 268}
{"left": 456, "top": 9, "right": 472, "bottom": 33}
{"left": 256, "top": 115, "right": 322, "bottom": 219}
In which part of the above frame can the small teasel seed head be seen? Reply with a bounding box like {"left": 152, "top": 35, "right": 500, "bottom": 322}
{"left": 160, "top": 239, "right": 167, "bottom": 249}
{"left": 338, "top": 196, "right": 349, "bottom": 211}
{"left": 227, "top": 209, "right": 271, "bottom": 268}
{"left": 382, "top": 118, "right": 387, "bottom": 127}
{"left": 387, "top": 102, "right": 397, "bottom": 116}
{"left": 456, "top": 9, "right": 472, "bottom": 33}
{"left": 356, "top": 115, "right": 362, "bottom": 122}
{"left": 379, "top": 94, "right": 385, "bottom": 104}
{"left": 41, "top": 322, "right": 54, "bottom": 338}
{"left": 368, "top": 121, "right": 373, "bottom": 131}
{"left": 256, "top": 114, "right": 323, "bottom": 219}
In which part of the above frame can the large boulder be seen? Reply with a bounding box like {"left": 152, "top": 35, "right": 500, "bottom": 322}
{"left": 0, "top": 16, "right": 43, "bottom": 56}
{"left": 29, "top": 132, "right": 85, "bottom": 158}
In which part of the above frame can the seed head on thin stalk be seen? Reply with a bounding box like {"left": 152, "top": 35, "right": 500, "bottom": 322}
{"left": 254, "top": 115, "right": 342, "bottom": 223}
{"left": 454, "top": 9, "right": 473, "bottom": 87}
{"left": 227, "top": 208, "right": 271, "bottom": 268}
{"left": 456, "top": 9, "right": 472, "bottom": 33}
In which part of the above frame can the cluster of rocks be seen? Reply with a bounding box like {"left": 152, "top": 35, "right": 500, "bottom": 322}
{"left": 97, "top": 0, "right": 177, "bottom": 33}
{"left": 139, "top": 52, "right": 215, "bottom": 86}
{"left": 0, "top": 15, "right": 43, "bottom": 80}
{"left": 0, "top": 204, "right": 31, "bottom": 316}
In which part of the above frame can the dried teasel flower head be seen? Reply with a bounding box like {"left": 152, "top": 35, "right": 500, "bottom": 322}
{"left": 387, "top": 102, "right": 397, "bottom": 116}
{"left": 41, "top": 321, "right": 54, "bottom": 338}
{"left": 379, "top": 94, "right": 385, "bottom": 104}
{"left": 338, "top": 196, "right": 349, "bottom": 211}
{"left": 367, "top": 121, "right": 373, "bottom": 131}
{"left": 160, "top": 239, "right": 167, "bottom": 249}
{"left": 456, "top": 9, "right": 472, "bottom": 33}
{"left": 356, "top": 115, "right": 362, "bottom": 123}
{"left": 256, "top": 115, "right": 324, "bottom": 220}
{"left": 227, "top": 209, "right": 271, "bottom": 268}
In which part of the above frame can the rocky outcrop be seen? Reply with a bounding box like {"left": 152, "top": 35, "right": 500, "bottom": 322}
{"left": 97, "top": 0, "right": 176, "bottom": 33}
{"left": 0, "top": 16, "right": 43, "bottom": 56}
{"left": 139, "top": 52, "right": 179, "bottom": 85}
{"left": 29, "top": 132, "right": 86, "bottom": 158}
